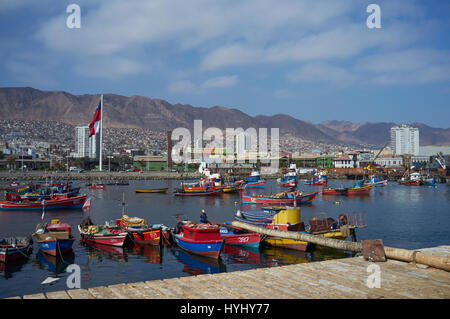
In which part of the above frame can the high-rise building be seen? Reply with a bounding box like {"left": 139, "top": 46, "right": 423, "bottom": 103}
{"left": 74, "top": 125, "right": 99, "bottom": 158}
{"left": 390, "top": 125, "right": 419, "bottom": 156}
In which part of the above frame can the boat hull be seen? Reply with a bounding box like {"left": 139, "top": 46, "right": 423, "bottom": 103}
{"left": 244, "top": 180, "right": 266, "bottom": 188}
{"left": 398, "top": 180, "right": 421, "bottom": 186}
{"left": 37, "top": 238, "right": 74, "bottom": 257}
{"left": 129, "top": 229, "right": 161, "bottom": 245}
{"left": 0, "top": 245, "right": 32, "bottom": 263}
{"left": 263, "top": 237, "right": 308, "bottom": 251}
{"left": 240, "top": 192, "right": 318, "bottom": 205}
{"left": 174, "top": 189, "right": 223, "bottom": 196}
{"left": 221, "top": 233, "right": 262, "bottom": 248}
{"left": 172, "top": 234, "right": 223, "bottom": 259}
{"left": 135, "top": 188, "right": 168, "bottom": 193}
{"left": 0, "top": 195, "right": 87, "bottom": 210}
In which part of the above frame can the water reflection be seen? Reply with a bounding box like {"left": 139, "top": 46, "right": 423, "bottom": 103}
{"left": 80, "top": 242, "right": 128, "bottom": 262}
{"left": 36, "top": 250, "right": 75, "bottom": 275}
{"left": 170, "top": 247, "right": 226, "bottom": 276}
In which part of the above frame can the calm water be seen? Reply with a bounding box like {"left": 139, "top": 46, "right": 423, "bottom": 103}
{"left": 0, "top": 179, "right": 449, "bottom": 298}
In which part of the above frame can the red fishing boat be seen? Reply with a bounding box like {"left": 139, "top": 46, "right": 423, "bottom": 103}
{"left": 0, "top": 194, "right": 87, "bottom": 210}
{"left": 398, "top": 180, "right": 421, "bottom": 186}
{"left": 78, "top": 218, "right": 128, "bottom": 247}
{"left": 240, "top": 190, "right": 318, "bottom": 205}
{"left": 116, "top": 215, "right": 164, "bottom": 245}
{"left": 90, "top": 184, "right": 106, "bottom": 190}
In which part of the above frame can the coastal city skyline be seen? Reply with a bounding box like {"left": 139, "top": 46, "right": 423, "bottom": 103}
{"left": 0, "top": 1, "right": 449, "bottom": 127}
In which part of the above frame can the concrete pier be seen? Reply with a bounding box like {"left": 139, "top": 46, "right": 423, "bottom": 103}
{"left": 9, "top": 246, "right": 450, "bottom": 299}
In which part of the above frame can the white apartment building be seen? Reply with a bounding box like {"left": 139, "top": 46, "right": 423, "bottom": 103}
{"left": 74, "top": 125, "right": 99, "bottom": 158}
{"left": 390, "top": 125, "right": 419, "bottom": 156}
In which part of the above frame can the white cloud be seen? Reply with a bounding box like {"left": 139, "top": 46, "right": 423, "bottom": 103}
{"left": 74, "top": 57, "right": 146, "bottom": 78}
{"left": 273, "top": 89, "right": 294, "bottom": 99}
{"left": 168, "top": 80, "right": 197, "bottom": 94}
{"left": 201, "top": 75, "right": 238, "bottom": 89}
{"left": 288, "top": 62, "right": 357, "bottom": 85}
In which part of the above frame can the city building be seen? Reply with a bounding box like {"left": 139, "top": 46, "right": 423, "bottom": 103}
{"left": 333, "top": 155, "right": 353, "bottom": 168}
{"left": 374, "top": 155, "right": 403, "bottom": 168}
{"left": 390, "top": 125, "right": 419, "bottom": 156}
{"left": 74, "top": 125, "right": 99, "bottom": 158}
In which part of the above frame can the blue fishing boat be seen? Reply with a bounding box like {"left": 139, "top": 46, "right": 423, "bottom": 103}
{"left": 33, "top": 219, "right": 75, "bottom": 256}
{"left": 171, "top": 221, "right": 224, "bottom": 259}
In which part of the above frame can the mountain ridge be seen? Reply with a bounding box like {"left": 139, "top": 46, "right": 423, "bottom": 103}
{"left": 0, "top": 87, "right": 449, "bottom": 147}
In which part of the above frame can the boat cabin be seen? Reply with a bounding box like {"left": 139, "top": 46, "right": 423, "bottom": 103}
{"left": 182, "top": 223, "right": 222, "bottom": 242}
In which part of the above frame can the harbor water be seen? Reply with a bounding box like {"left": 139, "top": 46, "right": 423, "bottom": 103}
{"left": 0, "top": 179, "right": 449, "bottom": 298}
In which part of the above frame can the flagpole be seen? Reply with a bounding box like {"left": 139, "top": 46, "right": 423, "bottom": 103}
{"left": 99, "top": 94, "right": 103, "bottom": 171}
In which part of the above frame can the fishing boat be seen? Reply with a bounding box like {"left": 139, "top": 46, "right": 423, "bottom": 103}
{"left": 174, "top": 188, "right": 223, "bottom": 196}
{"left": 420, "top": 174, "right": 436, "bottom": 186}
{"left": 277, "top": 167, "right": 297, "bottom": 187}
{"left": 78, "top": 217, "right": 128, "bottom": 247}
{"left": 240, "top": 190, "right": 318, "bottom": 205}
{"left": 237, "top": 171, "right": 267, "bottom": 188}
{"left": 171, "top": 221, "right": 224, "bottom": 259}
{"left": 365, "top": 175, "right": 388, "bottom": 187}
{"left": 322, "top": 182, "right": 372, "bottom": 196}
{"left": 0, "top": 237, "right": 33, "bottom": 263}
{"left": 235, "top": 207, "right": 361, "bottom": 252}
{"left": 216, "top": 222, "right": 262, "bottom": 248}
{"left": 0, "top": 194, "right": 87, "bottom": 210}
{"left": 398, "top": 172, "right": 422, "bottom": 186}
{"left": 33, "top": 219, "right": 75, "bottom": 256}
{"left": 135, "top": 188, "right": 168, "bottom": 193}
{"left": 304, "top": 171, "right": 328, "bottom": 185}
{"left": 90, "top": 183, "right": 106, "bottom": 190}
{"left": 116, "top": 214, "right": 167, "bottom": 245}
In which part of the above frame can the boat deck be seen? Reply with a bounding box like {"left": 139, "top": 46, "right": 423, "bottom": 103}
{"left": 9, "top": 245, "right": 450, "bottom": 299}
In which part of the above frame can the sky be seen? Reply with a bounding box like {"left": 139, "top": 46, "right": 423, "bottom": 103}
{"left": 0, "top": 0, "right": 449, "bottom": 128}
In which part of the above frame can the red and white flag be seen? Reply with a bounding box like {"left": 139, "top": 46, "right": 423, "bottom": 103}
{"left": 82, "top": 197, "right": 91, "bottom": 212}
{"left": 89, "top": 100, "right": 102, "bottom": 137}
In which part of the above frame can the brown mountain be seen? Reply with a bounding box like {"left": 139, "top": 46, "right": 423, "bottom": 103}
{"left": 318, "top": 120, "right": 450, "bottom": 146}
{"left": 0, "top": 87, "right": 448, "bottom": 146}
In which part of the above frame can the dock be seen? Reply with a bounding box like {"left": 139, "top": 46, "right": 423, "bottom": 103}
{"left": 10, "top": 246, "right": 450, "bottom": 299}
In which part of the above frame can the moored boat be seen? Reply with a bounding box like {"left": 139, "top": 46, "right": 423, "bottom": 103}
{"left": 78, "top": 217, "right": 128, "bottom": 247}
{"left": 0, "top": 237, "right": 33, "bottom": 263}
{"left": 240, "top": 190, "right": 318, "bottom": 205}
{"left": 0, "top": 194, "right": 87, "bottom": 210}
{"left": 322, "top": 182, "right": 372, "bottom": 196}
{"left": 90, "top": 184, "right": 106, "bottom": 190}
{"left": 33, "top": 219, "right": 75, "bottom": 256}
{"left": 277, "top": 167, "right": 297, "bottom": 187}
{"left": 135, "top": 188, "right": 168, "bottom": 193}
{"left": 216, "top": 222, "right": 262, "bottom": 248}
{"left": 174, "top": 189, "right": 223, "bottom": 196}
{"left": 116, "top": 214, "right": 166, "bottom": 245}
{"left": 171, "top": 221, "right": 224, "bottom": 259}
{"left": 304, "top": 170, "right": 328, "bottom": 186}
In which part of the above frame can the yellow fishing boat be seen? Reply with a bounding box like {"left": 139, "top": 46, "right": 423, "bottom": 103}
{"left": 135, "top": 188, "right": 168, "bottom": 194}
{"left": 245, "top": 208, "right": 354, "bottom": 251}
{"left": 222, "top": 186, "right": 238, "bottom": 193}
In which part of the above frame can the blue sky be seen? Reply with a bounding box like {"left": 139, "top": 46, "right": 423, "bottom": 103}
{"left": 0, "top": 0, "right": 449, "bottom": 127}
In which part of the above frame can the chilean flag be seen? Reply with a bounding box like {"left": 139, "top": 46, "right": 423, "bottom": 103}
{"left": 89, "top": 100, "right": 102, "bottom": 137}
